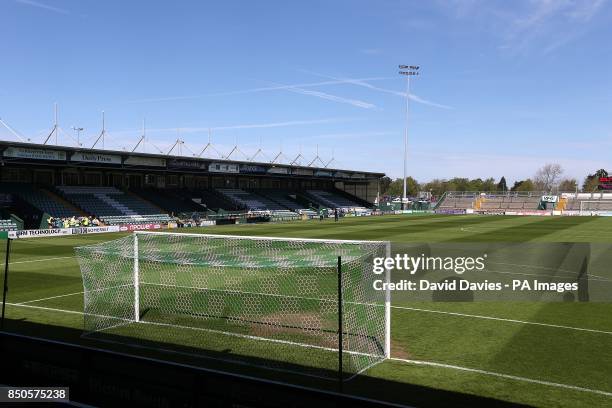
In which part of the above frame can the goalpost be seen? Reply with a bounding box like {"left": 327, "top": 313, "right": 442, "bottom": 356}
{"left": 75, "top": 231, "right": 391, "bottom": 381}
{"left": 579, "top": 201, "right": 602, "bottom": 216}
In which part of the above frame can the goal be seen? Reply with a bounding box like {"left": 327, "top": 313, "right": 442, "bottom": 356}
{"left": 75, "top": 231, "right": 391, "bottom": 380}
{"left": 579, "top": 201, "right": 602, "bottom": 216}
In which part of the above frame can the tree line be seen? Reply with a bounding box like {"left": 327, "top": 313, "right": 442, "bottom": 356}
{"left": 380, "top": 164, "right": 608, "bottom": 197}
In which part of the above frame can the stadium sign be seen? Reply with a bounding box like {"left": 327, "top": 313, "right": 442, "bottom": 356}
{"left": 209, "top": 162, "right": 239, "bottom": 173}
{"left": 71, "top": 152, "right": 121, "bottom": 164}
{"left": 125, "top": 156, "right": 166, "bottom": 167}
{"left": 3, "top": 146, "right": 66, "bottom": 161}
{"left": 541, "top": 195, "right": 558, "bottom": 203}
{"left": 167, "top": 158, "right": 207, "bottom": 170}
{"left": 239, "top": 164, "right": 267, "bottom": 174}
{"left": 293, "top": 168, "right": 313, "bottom": 176}
{"left": 314, "top": 170, "right": 332, "bottom": 177}
{"left": 267, "top": 166, "right": 289, "bottom": 175}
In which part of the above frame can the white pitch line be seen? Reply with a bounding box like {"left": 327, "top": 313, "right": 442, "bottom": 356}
{"left": 9, "top": 256, "right": 74, "bottom": 265}
{"left": 7, "top": 302, "right": 84, "bottom": 315}
{"left": 17, "top": 290, "right": 84, "bottom": 305}
{"left": 7, "top": 302, "right": 612, "bottom": 397}
{"left": 6, "top": 302, "right": 377, "bottom": 358}
{"left": 16, "top": 283, "right": 132, "bottom": 305}
{"left": 391, "top": 305, "right": 612, "bottom": 335}
{"left": 389, "top": 358, "right": 612, "bottom": 398}
{"left": 14, "top": 285, "right": 612, "bottom": 336}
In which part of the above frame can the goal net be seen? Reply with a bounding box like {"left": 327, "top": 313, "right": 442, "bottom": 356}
{"left": 75, "top": 231, "right": 390, "bottom": 380}
{"left": 579, "top": 200, "right": 604, "bottom": 215}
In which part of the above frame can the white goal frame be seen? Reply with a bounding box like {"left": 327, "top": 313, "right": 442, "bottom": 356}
{"left": 579, "top": 200, "right": 604, "bottom": 215}
{"left": 132, "top": 230, "right": 392, "bottom": 360}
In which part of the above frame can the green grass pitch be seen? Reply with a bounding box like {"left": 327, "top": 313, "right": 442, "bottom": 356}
{"left": 3, "top": 214, "right": 612, "bottom": 407}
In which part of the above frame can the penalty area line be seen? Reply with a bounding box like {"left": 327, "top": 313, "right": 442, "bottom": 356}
{"left": 389, "top": 358, "right": 612, "bottom": 398}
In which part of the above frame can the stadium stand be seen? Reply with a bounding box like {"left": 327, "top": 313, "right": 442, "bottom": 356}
{"left": 562, "top": 193, "right": 612, "bottom": 211}
{"left": 131, "top": 189, "right": 205, "bottom": 214}
{"left": 217, "top": 189, "right": 288, "bottom": 211}
{"left": 479, "top": 194, "right": 541, "bottom": 210}
{"left": 253, "top": 190, "right": 305, "bottom": 211}
{"left": 0, "top": 219, "right": 18, "bottom": 231}
{"left": 186, "top": 189, "right": 245, "bottom": 212}
{"left": 57, "top": 187, "right": 169, "bottom": 225}
{"left": 437, "top": 192, "right": 543, "bottom": 211}
{"left": 435, "top": 192, "right": 478, "bottom": 210}
{"left": 100, "top": 214, "right": 173, "bottom": 226}
{"left": 0, "top": 184, "right": 76, "bottom": 218}
{"left": 304, "top": 190, "right": 363, "bottom": 208}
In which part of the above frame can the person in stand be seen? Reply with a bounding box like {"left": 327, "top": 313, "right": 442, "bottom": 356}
{"left": 47, "top": 216, "right": 54, "bottom": 229}
{"left": 334, "top": 208, "right": 339, "bottom": 222}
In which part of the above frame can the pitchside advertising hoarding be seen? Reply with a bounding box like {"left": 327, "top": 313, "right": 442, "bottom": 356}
{"left": 8, "top": 226, "right": 120, "bottom": 239}
{"left": 118, "top": 223, "right": 162, "bottom": 231}
{"left": 7, "top": 224, "right": 165, "bottom": 238}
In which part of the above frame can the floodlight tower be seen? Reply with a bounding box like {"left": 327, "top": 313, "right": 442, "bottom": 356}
{"left": 399, "top": 65, "right": 419, "bottom": 210}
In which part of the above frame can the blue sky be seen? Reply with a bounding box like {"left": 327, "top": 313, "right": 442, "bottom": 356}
{"left": 1, "top": 0, "right": 611, "bottom": 185}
